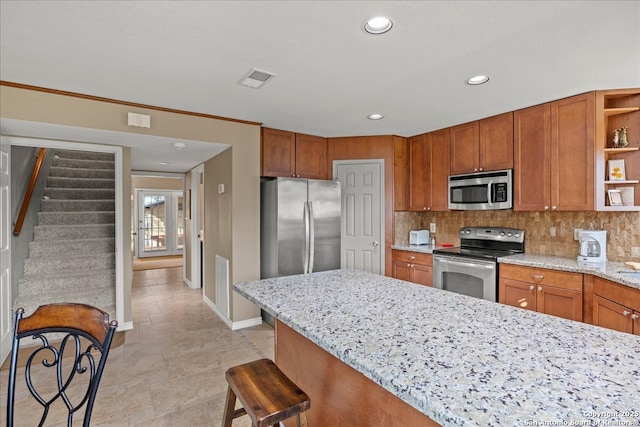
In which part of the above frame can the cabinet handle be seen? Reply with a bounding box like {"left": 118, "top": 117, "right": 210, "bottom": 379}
{"left": 531, "top": 274, "right": 544, "bottom": 282}
{"left": 538, "top": 286, "right": 543, "bottom": 292}
{"left": 479, "top": 167, "right": 484, "bottom": 171}
{"left": 544, "top": 206, "right": 549, "bottom": 210}
{"left": 423, "top": 207, "right": 427, "bottom": 211}
{"left": 427, "top": 207, "right": 431, "bottom": 211}
{"left": 406, "top": 263, "right": 411, "bottom": 267}
{"left": 631, "top": 314, "right": 639, "bottom": 320}
{"left": 410, "top": 264, "right": 414, "bottom": 268}
{"left": 409, "top": 256, "right": 415, "bottom": 260}
{"left": 474, "top": 168, "right": 478, "bottom": 172}
{"left": 529, "top": 285, "right": 535, "bottom": 290}
{"left": 622, "top": 310, "right": 631, "bottom": 317}
{"left": 551, "top": 205, "right": 557, "bottom": 210}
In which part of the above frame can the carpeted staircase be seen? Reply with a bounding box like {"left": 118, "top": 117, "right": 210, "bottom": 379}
{"left": 14, "top": 149, "right": 116, "bottom": 319}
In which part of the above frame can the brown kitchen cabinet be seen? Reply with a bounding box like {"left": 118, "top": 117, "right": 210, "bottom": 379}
{"left": 499, "top": 264, "right": 583, "bottom": 321}
{"left": 449, "top": 112, "right": 513, "bottom": 175}
{"left": 513, "top": 92, "right": 595, "bottom": 211}
{"left": 590, "top": 276, "right": 640, "bottom": 335}
{"left": 408, "top": 128, "right": 450, "bottom": 212}
{"left": 262, "top": 128, "right": 328, "bottom": 179}
{"left": 392, "top": 250, "right": 432, "bottom": 287}
{"left": 394, "top": 137, "right": 408, "bottom": 211}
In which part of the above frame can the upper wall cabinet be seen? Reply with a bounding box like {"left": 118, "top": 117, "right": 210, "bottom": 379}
{"left": 262, "top": 128, "right": 328, "bottom": 179}
{"left": 449, "top": 112, "right": 514, "bottom": 175}
{"left": 595, "top": 89, "right": 640, "bottom": 211}
{"left": 408, "top": 128, "right": 450, "bottom": 212}
{"left": 514, "top": 92, "right": 595, "bottom": 211}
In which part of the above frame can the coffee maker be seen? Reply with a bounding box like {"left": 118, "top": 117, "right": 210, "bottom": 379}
{"left": 577, "top": 230, "right": 607, "bottom": 267}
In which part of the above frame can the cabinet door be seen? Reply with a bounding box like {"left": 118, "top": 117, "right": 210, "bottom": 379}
{"left": 394, "top": 137, "right": 408, "bottom": 211}
{"left": 408, "top": 134, "right": 430, "bottom": 211}
{"left": 450, "top": 121, "right": 479, "bottom": 174}
{"left": 550, "top": 92, "right": 595, "bottom": 211}
{"left": 428, "top": 128, "right": 450, "bottom": 211}
{"left": 295, "top": 133, "right": 328, "bottom": 179}
{"left": 499, "top": 278, "right": 536, "bottom": 311}
{"left": 537, "top": 285, "right": 583, "bottom": 321}
{"left": 479, "top": 112, "right": 513, "bottom": 172}
{"left": 392, "top": 260, "right": 413, "bottom": 282}
{"left": 412, "top": 264, "right": 433, "bottom": 287}
{"left": 262, "top": 128, "right": 296, "bottom": 177}
{"left": 514, "top": 103, "right": 551, "bottom": 211}
{"left": 593, "top": 295, "right": 634, "bottom": 334}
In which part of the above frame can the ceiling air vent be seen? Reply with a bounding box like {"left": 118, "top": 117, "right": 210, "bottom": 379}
{"left": 238, "top": 68, "right": 277, "bottom": 89}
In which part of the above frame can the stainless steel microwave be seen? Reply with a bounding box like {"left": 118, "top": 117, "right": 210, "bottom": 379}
{"left": 448, "top": 169, "right": 512, "bottom": 210}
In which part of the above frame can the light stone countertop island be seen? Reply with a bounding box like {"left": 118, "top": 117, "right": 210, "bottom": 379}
{"left": 234, "top": 269, "right": 640, "bottom": 427}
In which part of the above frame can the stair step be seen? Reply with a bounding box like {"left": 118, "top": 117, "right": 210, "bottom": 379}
{"left": 49, "top": 166, "right": 115, "bottom": 179}
{"left": 17, "top": 269, "right": 116, "bottom": 297}
{"left": 46, "top": 176, "right": 115, "bottom": 189}
{"left": 37, "top": 211, "right": 115, "bottom": 225}
{"left": 52, "top": 158, "right": 115, "bottom": 170}
{"left": 40, "top": 199, "right": 115, "bottom": 212}
{"left": 44, "top": 187, "right": 115, "bottom": 200}
{"left": 29, "top": 237, "right": 115, "bottom": 257}
{"left": 24, "top": 253, "right": 115, "bottom": 275}
{"left": 53, "top": 150, "right": 114, "bottom": 161}
{"left": 33, "top": 223, "right": 115, "bottom": 240}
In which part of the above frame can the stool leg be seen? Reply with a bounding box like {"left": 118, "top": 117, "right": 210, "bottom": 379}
{"left": 222, "top": 387, "right": 237, "bottom": 427}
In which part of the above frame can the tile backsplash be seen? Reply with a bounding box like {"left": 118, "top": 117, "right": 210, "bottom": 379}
{"left": 395, "top": 211, "right": 640, "bottom": 261}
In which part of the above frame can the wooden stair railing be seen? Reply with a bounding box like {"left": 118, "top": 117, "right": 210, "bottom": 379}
{"left": 13, "top": 148, "right": 46, "bottom": 236}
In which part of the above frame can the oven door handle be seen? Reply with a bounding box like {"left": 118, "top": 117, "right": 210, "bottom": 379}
{"left": 436, "top": 258, "right": 495, "bottom": 269}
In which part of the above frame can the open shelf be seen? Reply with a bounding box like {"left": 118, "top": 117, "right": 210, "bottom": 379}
{"left": 604, "top": 147, "right": 639, "bottom": 153}
{"left": 604, "top": 180, "right": 639, "bottom": 185}
{"left": 604, "top": 107, "right": 639, "bottom": 117}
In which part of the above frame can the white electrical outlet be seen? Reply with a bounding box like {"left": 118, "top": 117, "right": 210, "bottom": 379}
{"left": 574, "top": 228, "right": 583, "bottom": 240}
{"left": 430, "top": 223, "right": 436, "bottom": 233}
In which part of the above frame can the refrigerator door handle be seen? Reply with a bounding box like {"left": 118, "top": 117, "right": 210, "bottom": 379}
{"left": 308, "top": 201, "right": 315, "bottom": 273}
{"left": 303, "top": 201, "right": 310, "bottom": 274}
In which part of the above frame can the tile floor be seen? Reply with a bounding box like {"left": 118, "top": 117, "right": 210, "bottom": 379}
{"left": 1, "top": 266, "right": 275, "bottom": 426}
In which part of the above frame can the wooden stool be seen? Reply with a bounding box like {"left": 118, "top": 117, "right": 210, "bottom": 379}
{"left": 222, "top": 358, "right": 310, "bottom": 427}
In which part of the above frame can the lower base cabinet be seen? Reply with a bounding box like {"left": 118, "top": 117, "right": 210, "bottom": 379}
{"left": 391, "top": 250, "right": 432, "bottom": 287}
{"left": 591, "top": 277, "right": 640, "bottom": 335}
{"left": 499, "top": 264, "right": 583, "bottom": 321}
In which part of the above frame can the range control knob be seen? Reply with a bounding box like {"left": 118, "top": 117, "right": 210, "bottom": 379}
{"left": 515, "top": 233, "right": 520, "bottom": 238}
{"left": 507, "top": 232, "right": 513, "bottom": 237}
{"left": 499, "top": 231, "right": 505, "bottom": 236}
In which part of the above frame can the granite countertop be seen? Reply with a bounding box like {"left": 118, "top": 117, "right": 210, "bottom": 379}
{"left": 393, "top": 244, "right": 640, "bottom": 291}
{"left": 234, "top": 269, "right": 640, "bottom": 427}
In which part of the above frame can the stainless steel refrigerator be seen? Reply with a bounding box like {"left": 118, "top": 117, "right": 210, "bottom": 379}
{"left": 261, "top": 177, "right": 341, "bottom": 279}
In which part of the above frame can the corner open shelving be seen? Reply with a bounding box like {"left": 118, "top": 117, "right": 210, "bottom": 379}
{"left": 595, "top": 89, "right": 640, "bottom": 211}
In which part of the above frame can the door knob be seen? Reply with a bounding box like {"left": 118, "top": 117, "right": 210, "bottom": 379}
{"left": 372, "top": 241, "right": 380, "bottom": 247}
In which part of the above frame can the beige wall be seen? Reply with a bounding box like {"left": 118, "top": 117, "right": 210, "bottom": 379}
{"left": 0, "top": 85, "right": 261, "bottom": 324}
{"left": 131, "top": 176, "right": 184, "bottom": 191}
{"left": 395, "top": 210, "right": 640, "bottom": 261}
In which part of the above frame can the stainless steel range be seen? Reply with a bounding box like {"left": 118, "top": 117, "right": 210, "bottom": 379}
{"left": 432, "top": 226, "right": 525, "bottom": 302}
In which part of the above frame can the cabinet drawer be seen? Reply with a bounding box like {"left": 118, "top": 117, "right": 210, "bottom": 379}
{"left": 391, "top": 250, "right": 432, "bottom": 266}
{"left": 499, "top": 264, "right": 582, "bottom": 291}
{"left": 593, "top": 276, "right": 640, "bottom": 312}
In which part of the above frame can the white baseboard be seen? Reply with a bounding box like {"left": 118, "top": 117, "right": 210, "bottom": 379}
{"left": 203, "top": 294, "right": 263, "bottom": 330}
{"left": 117, "top": 321, "right": 133, "bottom": 331}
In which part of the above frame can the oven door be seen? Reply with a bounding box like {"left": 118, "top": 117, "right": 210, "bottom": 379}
{"left": 432, "top": 254, "right": 497, "bottom": 301}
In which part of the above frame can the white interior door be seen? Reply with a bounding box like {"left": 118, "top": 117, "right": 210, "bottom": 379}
{"left": 137, "top": 190, "right": 183, "bottom": 258}
{"left": 0, "top": 138, "right": 12, "bottom": 364}
{"left": 334, "top": 160, "right": 384, "bottom": 274}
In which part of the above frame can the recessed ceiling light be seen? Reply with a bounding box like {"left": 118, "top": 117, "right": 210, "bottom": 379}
{"left": 363, "top": 16, "right": 393, "bottom": 34}
{"left": 157, "top": 162, "right": 171, "bottom": 166}
{"left": 368, "top": 113, "right": 384, "bottom": 120}
{"left": 466, "top": 75, "right": 490, "bottom": 85}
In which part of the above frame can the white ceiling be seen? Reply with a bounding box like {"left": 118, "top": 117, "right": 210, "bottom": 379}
{"left": 1, "top": 1, "right": 639, "bottom": 173}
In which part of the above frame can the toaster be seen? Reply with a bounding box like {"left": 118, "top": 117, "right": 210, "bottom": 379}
{"left": 409, "top": 230, "right": 430, "bottom": 245}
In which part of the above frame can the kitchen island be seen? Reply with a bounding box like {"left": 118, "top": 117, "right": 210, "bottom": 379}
{"left": 234, "top": 269, "right": 640, "bottom": 426}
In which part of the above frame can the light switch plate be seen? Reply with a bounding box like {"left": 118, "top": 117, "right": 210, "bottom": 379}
{"left": 430, "top": 223, "right": 436, "bottom": 233}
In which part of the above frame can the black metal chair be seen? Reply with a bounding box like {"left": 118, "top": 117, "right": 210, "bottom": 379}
{"left": 6, "top": 303, "right": 118, "bottom": 427}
